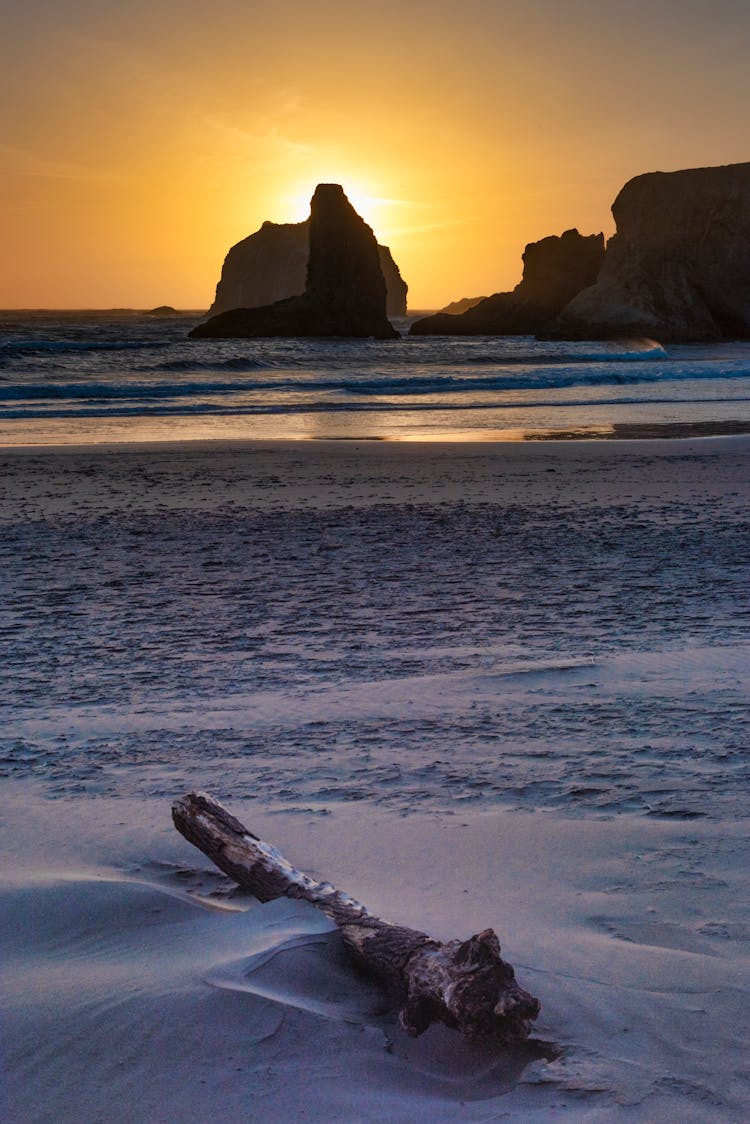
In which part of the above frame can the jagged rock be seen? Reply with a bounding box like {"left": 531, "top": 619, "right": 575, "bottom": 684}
{"left": 546, "top": 162, "right": 750, "bottom": 341}
{"left": 191, "top": 185, "right": 399, "bottom": 339}
{"left": 207, "top": 222, "right": 407, "bottom": 320}
{"left": 410, "top": 229, "right": 604, "bottom": 336}
{"left": 437, "top": 295, "right": 487, "bottom": 316}
{"left": 377, "top": 245, "right": 408, "bottom": 318}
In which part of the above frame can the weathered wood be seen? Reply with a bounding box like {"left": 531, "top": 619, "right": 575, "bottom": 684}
{"left": 172, "top": 791, "right": 540, "bottom": 1044}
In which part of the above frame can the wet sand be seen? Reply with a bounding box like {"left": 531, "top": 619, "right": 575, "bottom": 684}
{"left": 2, "top": 436, "right": 749, "bottom": 1122}
{"left": 531, "top": 419, "right": 750, "bottom": 440}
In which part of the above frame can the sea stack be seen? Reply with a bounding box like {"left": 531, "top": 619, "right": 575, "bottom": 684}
{"left": 190, "top": 185, "right": 399, "bottom": 339}
{"left": 410, "top": 229, "right": 604, "bottom": 336}
{"left": 208, "top": 221, "right": 407, "bottom": 319}
{"left": 546, "top": 162, "right": 750, "bottom": 341}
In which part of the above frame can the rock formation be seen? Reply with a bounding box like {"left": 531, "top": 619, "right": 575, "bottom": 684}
{"left": 210, "top": 221, "right": 309, "bottom": 314}
{"left": 378, "top": 245, "right": 408, "bottom": 319}
{"left": 437, "top": 295, "right": 487, "bottom": 316}
{"left": 191, "top": 185, "right": 399, "bottom": 339}
{"left": 208, "top": 221, "right": 407, "bottom": 319}
{"left": 410, "top": 229, "right": 604, "bottom": 336}
{"left": 546, "top": 162, "right": 750, "bottom": 341}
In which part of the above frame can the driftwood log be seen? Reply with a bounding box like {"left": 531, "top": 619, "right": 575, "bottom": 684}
{"left": 172, "top": 792, "right": 540, "bottom": 1044}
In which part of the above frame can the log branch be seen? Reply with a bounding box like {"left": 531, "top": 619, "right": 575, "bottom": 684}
{"left": 172, "top": 791, "right": 540, "bottom": 1044}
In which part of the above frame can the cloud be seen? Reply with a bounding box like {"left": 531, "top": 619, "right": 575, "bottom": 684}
{"left": 385, "top": 215, "right": 478, "bottom": 238}
{"left": 0, "top": 143, "right": 119, "bottom": 182}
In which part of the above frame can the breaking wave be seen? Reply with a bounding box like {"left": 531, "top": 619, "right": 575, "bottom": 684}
{"left": 1, "top": 311, "right": 749, "bottom": 431}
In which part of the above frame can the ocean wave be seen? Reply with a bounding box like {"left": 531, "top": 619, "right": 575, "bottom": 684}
{"left": 0, "top": 378, "right": 258, "bottom": 402}
{"left": 151, "top": 356, "right": 273, "bottom": 373}
{"left": 2, "top": 315, "right": 750, "bottom": 430}
{"left": 339, "top": 366, "right": 673, "bottom": 395}
{"left": 3, "top": 358, "right": 750, "bottom": 407}
{"left": 0, "top": 338, "right": 163, "bottom": 355}
{"left": 134, "top": 345, "right": 671, "bottom": 376}
{"left": 2, "top": 393, "right": 748, "bottom": 422}
{"left": 462, "top": 343, "right": 668, "bottom": 364}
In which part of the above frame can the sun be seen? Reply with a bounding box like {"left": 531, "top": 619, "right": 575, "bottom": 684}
{"left": 282, "top": 178, "right": 393, "bottom": 233}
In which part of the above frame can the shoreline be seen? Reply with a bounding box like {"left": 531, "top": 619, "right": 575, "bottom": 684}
{"left": 2, "top": 419, "right": 750, "bottom": 453}
{"left": 3, "top": 433, "right": 748, "bottom": 520}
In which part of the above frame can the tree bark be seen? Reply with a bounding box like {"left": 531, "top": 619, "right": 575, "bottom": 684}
{"left": 172, "top": 791, "right": 540, "bottom": 1044}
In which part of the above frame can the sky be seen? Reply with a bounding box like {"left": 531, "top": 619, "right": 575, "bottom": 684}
{"left": 1, "top": 0, "right": 749, "bottom": 309}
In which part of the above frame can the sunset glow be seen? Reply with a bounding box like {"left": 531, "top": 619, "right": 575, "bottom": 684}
{"left": 2, "top": 0, "right": 749, "bottom": 309}
{"left": 281, "top": 177, "right": 399, "bottom": 230}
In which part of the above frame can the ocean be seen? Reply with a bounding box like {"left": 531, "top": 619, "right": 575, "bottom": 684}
{"left": 2, "top": 309, "right": 750, "bottom": 444}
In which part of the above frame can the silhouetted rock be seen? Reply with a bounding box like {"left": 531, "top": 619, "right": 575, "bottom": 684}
{"left": 210, "top": 221, "right": 309, "bottom": 313}
{"left": 207, "top": 222, "right": 407, "bottom": 319}
{"left": 377, "top": 245, "right": 408, "bottom": 318}
{"left": 147, "top": 305, "right": 178, "bottom": 315}
{"left": 437, "top": 295, "right": 487, "bottom": 316}
{"left": 410, "top": 229, "right": 604, "bottom": 335}
{"left": 191, "top": 185, "right": 399, "bottom": 339}
{"left": 546, "top": 162, "right": 750, "bottom": 341}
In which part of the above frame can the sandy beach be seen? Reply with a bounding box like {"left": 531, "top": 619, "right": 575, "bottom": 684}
{"left": 3, "top": 436, "right": 749, "bottom": 1122}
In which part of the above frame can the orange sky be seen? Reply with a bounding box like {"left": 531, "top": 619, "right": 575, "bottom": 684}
{"left": 2, "top": 0, "right": 749, "bottom": 309}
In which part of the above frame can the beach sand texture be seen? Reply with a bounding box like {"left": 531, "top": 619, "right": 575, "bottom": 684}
{"left": 2, "top": 437, "right": 749, "bottom": 1121}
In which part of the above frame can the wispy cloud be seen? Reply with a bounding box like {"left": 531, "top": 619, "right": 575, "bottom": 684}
{"left": 385, "top": 214, "right": 478, "bottom": 238}
{"left": 0, "top": 143, "right": 118, "bottom": 182}
{"left": 172, "top": 109, "right": 315, "bottom": 187}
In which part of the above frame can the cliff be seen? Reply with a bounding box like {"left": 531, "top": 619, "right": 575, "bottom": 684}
{"left": 190, "top": 185, "right": 399, "bottom": 340}
{"left": 209, "top": 219, "right": 408, "bottom": 319}
{"left": 546, "top": 162, "right": 750, "bottom": 341}
{"left": 410, "top": 229, "right": 604, "bottom": 335}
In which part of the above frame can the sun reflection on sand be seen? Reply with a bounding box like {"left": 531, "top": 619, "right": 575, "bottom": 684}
{"left": 7, "top": 411, "right": 750, "bottom": 447}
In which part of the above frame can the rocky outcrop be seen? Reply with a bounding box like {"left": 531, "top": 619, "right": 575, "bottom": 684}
{"left": 546, "top": 162, "right": 750, "bottom": 341}
{"left": 208, "top": 220, "right": 407, "bottom": 319}
{"left": 209, "top": 221, "right": 309, "bottom": 314}
{"left": 191, "top": 185, "right": 399, "bottom": 339}
{"left": 410, "top": 229, "right": 604, "bottom": 335}
{"left": 376, "top": 245, "right": 408, "bottom": 319}
{"left": 437, "top": 295, "right": 487, "bottom": 316}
